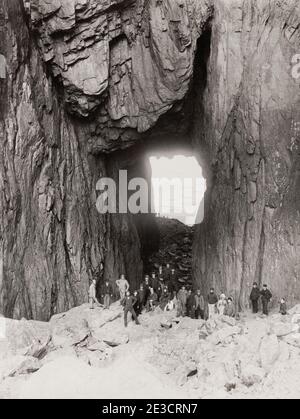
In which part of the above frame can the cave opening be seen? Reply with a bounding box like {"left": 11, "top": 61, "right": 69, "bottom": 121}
{"left": 135, "top": 26, "right": 212, "bottom": 285}
{"left": 140, "top": 149, "right": 207, "bottom": 287}
{"left": 149, "top": 152, "right": 206, "bottom": 227}
{"left": 105, "top": 142, "right": 208, "bottom": 289}
{"left": 106, "top": 26, "right": 213, "bottom": 289}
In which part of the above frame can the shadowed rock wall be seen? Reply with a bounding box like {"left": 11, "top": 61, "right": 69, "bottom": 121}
{"left": 192, "top": 0, "right": 300, "bottom": 309}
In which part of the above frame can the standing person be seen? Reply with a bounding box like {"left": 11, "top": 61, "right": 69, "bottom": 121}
{"left": 260, "top": 284, "right": 272, "bottom": 316}
{"left": 89, "top": 279, "right": 101, "bottom": 309}
{"left": 250, "top": 282, "right": 260, "bottom": 314}
{"left": 279, "top": 298, "right": 287, "bottom": 316}
{"left": 123, "top": 291, "right": 140, "bottom": 328}
{"left": 186, "top": 290, "right": 195, "bottom": 318}
{"left": 225, "top": 297, "right": 236, "bottom": 318}
{"left": 157, "top": 278, "right": 165, "bottom": 301}
{"left": 168, "top": 280, "right": 176, "bottom": 299}
{"left": 170, "top": 269, "right": 178, "bottom": 297}
{"left": 207, "top": 288, "right": 218, "bottom": 319}
{"left": 101, "top": 280, "right": 113, "bottom": 309}
{"left": 151, "top": 273, "right": 159, "bottom": 294}
{"left": 177, "top": 286, "right": 188, "bottom": 317}
{"left": 133, "top": 290, "right": 142, "bottom": 316}
{"left": 165, "top": 263, "right": 172, "bottom": 283}
{"left": 159, "top": 287, "right": 170, "bottom": 310}
{"left": 143, "top": 274, "right": 152, "bottom": 287}
{"left": 143, "top": 276, "right": 151, "bottom": 306}
{"left": 165, "top": 298, "right": 175, "bottom": 312}
{"left": 217, "top": 294, "right": 227, "bottom": 316}
{"left": 194, "top": 290, "right": 205, "bottom": 319}
{"left": 158, "top": 265, "right": 164, "bottom": 279}
{"left": 137, "top": 285, "right": 146, "bottom": 312}
{"left": 116, "top": 274, "right": 130, "bottom": 303}
{"left": 146, "top": 287, "right": 158, "bottom": 311}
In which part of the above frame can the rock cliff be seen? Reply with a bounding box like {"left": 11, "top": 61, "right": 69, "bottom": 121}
{"left": 0, "top": 0, "right": 299, "bottom": 319}
{"left": 192, "top": 0, "right": 300, "bottom": 309}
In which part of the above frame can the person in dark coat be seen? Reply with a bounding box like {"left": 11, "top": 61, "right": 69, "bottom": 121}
{"left": 101, "top": 280, "right": 114, "bottom": 309}
{"left": 177, "top": 286, "right": 188, "bottom": 317}
{"left": 250, "top": 282, "right": 260, "bottom": 314}
{"left": 157, "top": 278, "right": 165, "bottom": 301}
{"left": 165, "top": 263, "right": 172, "bottom": 283}
{"left": 170, "top": 269, "right": 178, "bottom": 289}
{"left": 142, "top": 276, "right": 151, "bottom": 306}
{"left": 207, "top": 288, "right": 218, "bottom": 319}
{"left": 157, "top": 265, "right": 164, "bottom": 279}
{"left": 137, "top": 285, "right": 146, "bottom": 312}
{"left": 123, "top": 291, "right": 140, "bottom": 328}
{"left": 194, "top": 290, "right": 205, "bottom": 319}
{"left": 133, "top": 290, "right": 141, "bottom": 316}
{"left": 159, "top": 287, "right": 170, "bottom": 310}
{"left": 186, "top": 290, "right": 195, "bottom": 318}
{"left": 224, "top": 297, "right": 236, "bottom": 318}
{"left": 260, "top": 284, "right": 272, "bottom": 315}
{"left": 167, "top": 279, "right": 176, "bottom": 299}
{"left": 151, "top": 272, "right": 160, "bottom": 295}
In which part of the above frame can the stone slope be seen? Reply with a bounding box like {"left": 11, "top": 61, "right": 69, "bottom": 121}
{"left": 1, "top": 303, "right": 300, "bottom": 399}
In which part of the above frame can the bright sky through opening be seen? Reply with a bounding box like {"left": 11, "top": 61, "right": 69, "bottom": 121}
{"left": 149, "top": 155, "right": 206, "bottom": 226}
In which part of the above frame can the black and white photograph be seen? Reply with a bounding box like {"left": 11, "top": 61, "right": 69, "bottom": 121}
{"left": 0, "top": 0, "right": 300, "bottom": 402}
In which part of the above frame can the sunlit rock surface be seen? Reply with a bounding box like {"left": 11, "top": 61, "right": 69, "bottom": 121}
{"left": 1, "top": 304, "right": 300, "bottom": 399}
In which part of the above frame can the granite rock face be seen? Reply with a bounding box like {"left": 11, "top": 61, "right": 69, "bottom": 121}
{"left": 192, "top": 0, "right": 300, "bottom": 309}
{"left": 30, "top": 0, "right": 213, "bottom": 129}
{"left": 0, "top": 0, "right": 146, "bottom": 320}
{"left": 0, "top": 0, "right": 300, "bottom": 320}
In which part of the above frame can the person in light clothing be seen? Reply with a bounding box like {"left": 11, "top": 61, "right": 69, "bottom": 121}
{"left": 217, "top": 293, "right": 227, "bottom": 316}
{"left": 89, "top": 279, "right": 101, "bottom": 309}
{"left": 116, "top": 274, "right": 130, "bottom": 303}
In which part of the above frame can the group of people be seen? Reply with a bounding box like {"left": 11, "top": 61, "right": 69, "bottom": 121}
{"left": 250, "top": 282, "right": 287, "bottom": 316}
{"left": 88, "top": 266, "right": 287, "bottom": 328}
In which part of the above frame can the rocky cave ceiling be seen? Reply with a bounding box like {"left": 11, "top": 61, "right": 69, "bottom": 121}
{"left": 30, "top": 0, "right": 214, "bottom": 153}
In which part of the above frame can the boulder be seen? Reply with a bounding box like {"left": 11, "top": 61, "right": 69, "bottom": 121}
{"left": 271, "top": 322, "right": 295, "bottom": 337}
{"left": 40, "top": 347, "right": 77, "bottom": 366}
{"left": 278, "top": 342, "right": 290, "bottom": 363}
{"left": 218, "top": 326, "right": 241, "bottom": 342}
{"left": 291, "top": 314, "right": 300, "bottom": 327}
{"left": 0, "top": 318, "right": 51, "bottom": 358}
{"left": 208, "top": 326, "right": 241, "bottom": 345}
{"left": 259, "top": 335, "right": 280, "bottom": 371}
{"left": 50, "top": 304, "right": 124, "bottom": 347}
{"left": 0, "top": 356, "right": 41, "bottom": 380}
{"left": 103, "top": 337, "right": 129, "bottom": 347}
{"left": 219, "top": 316, "right": 237, "bottom": 327}
{"left": 205, "top": 361, "right": 233, "bottom": 389}
{"left": 160, "top": 321, "right": 173, "bottom": 330}
{"left": 289, "top": 305, "right": 300, "bottom": 315}
{"left": 241, "top": 364, "right": 266, "bottom": 387}
{"left": 50, "top": 315, "right": 90, "bottom": 347}
{"left": 283, "top": 333, "right": 300, "bottom": 349}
